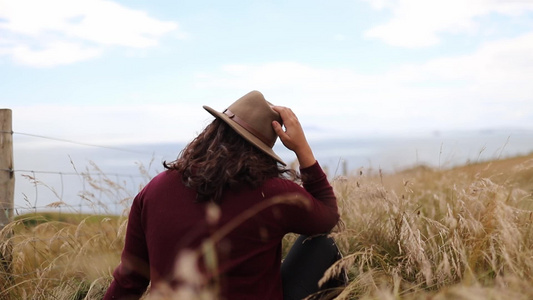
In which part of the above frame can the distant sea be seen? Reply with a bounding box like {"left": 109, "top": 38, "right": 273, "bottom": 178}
{"left": 11, "top": 129, "right": 533, "bottom": 215}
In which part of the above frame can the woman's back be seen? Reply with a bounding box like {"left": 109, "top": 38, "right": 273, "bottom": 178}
{"left": 121, "top": 161, "right": 338, "bottom": 299}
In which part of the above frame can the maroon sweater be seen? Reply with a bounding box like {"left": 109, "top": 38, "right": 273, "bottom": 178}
{"left": 104, "top": 161, "right": 339, "bottom": 300}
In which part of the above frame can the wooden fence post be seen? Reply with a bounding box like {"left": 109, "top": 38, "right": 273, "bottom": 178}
{"left": 0, "top": 109, "right": 14, "bottom": 229}
{"left": 0, "top": 109, "right": 14, "bottom": 286}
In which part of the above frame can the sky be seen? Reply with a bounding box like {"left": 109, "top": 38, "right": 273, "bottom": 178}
{"left": 2, "top": 0, "right": 533, "bottom": 146}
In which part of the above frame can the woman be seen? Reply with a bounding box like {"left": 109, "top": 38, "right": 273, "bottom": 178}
{"left": 104, "top": 91, "right": 342, "bottom": 300}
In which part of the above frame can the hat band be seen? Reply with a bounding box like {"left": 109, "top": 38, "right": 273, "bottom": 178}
{"left": 223, "top": 109, "right": 275, "bottom": 148}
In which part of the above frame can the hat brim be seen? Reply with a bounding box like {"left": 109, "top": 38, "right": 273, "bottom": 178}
{"left": 203, "top": 105, "right": 286, "bottom": 166}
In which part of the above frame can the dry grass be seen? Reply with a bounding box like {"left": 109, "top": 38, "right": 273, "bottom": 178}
{"left": 1, "top": 153, "right": 533, "bottom": 299}
{"left": 0, "top": 213, "right": 126, "bottom": 299}
{"left": 326, "top": 153, "right": 533, "bottom": 299}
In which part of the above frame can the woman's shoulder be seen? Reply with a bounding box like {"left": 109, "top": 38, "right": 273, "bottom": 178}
{"left": 156, "top": 168, "right": 182, "bottom": 179}
{"left": 140, "top": 169, "right": 182, "bottom": 191}
{"left": 261, "top": 176, "right": 303, "bottom": 194}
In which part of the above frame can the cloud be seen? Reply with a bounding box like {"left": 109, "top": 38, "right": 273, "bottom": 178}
{"left": 6, "top": 42, "right": 103, "bottom": 67}
{"left": 0, "top": 0, "right": 182, "bottom": 67}
{"left": 193, "top": 32, "right": 533, "bottom": 136}
{"left": 385, "top": 31, "right": 533, "bottom": 95}
{"left": 362, "top": 0, "right": 533, "bottom": 47}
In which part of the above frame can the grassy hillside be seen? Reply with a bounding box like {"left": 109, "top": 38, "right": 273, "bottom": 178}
{"left": 329, "top": 153, "right": 533, "bottom": 299}
{"left": 1, "top": 153, "right": 533, "bottom": 299}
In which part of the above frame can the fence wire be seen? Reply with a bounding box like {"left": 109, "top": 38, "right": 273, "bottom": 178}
{"left": 10, "top": 169, "right": 149, "bottom": 216}
{"left": 4, "top": 130, "right": 163, "bottom": 219}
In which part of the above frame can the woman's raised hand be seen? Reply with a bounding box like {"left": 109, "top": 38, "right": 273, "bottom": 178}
{"left": 272, "top": 106, "right": 316, "bottom": 168}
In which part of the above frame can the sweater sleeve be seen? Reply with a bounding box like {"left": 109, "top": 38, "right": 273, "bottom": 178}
{"left": 277, "top": 161, "right": 339, "bottom": 235}
{"left": 104, "top": 191, "right": 150, "bottom": 300}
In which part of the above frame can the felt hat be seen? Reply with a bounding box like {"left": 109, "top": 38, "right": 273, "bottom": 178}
{"left": 203, "top": 91, "right": 285, "bottom": 165}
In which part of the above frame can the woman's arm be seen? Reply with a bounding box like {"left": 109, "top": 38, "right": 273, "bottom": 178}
{"left": 104, "top": 192, "right": 150, "bottom": 300}
{"left": 271, "top": 106, "right": 339, "bottom": 234}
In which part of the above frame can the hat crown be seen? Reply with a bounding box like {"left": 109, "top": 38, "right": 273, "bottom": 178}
{"left": 203, "top": 90, "right": 285, "bottom": 165}
{"left": 225, "top": 91, "right": 281, "bottom": 147}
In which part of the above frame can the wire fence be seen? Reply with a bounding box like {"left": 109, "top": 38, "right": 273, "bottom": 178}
{"left": 6, "top": 130, "right": 171, "bottom": 220}
{"left": 11, "top": 168, "right": 149, "bottom": 216}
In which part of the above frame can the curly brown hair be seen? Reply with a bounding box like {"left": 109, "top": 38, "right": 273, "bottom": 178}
{"left": 164, "top": 118, "right": 295, "bottom": 203}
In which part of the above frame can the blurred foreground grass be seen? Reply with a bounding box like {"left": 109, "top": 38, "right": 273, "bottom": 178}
{"left": 1, "top": 153, "right": 533, "bottom": 299}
